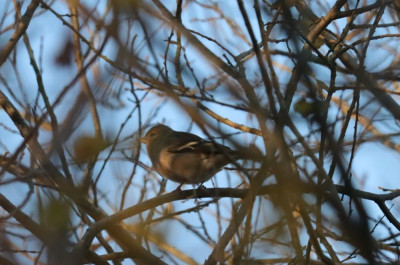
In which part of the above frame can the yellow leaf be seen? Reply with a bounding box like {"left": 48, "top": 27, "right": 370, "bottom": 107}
{"left": 74, "top": 135, "right": 110, "bottom": 163}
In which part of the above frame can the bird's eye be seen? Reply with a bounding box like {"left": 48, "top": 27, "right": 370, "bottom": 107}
{"left": 149, "top": 132, "right": 157, "bottom": 137}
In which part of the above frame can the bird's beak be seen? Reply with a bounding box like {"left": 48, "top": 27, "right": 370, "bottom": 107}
{"left": 140, "top": 137, "right": 147, "bottom": 144}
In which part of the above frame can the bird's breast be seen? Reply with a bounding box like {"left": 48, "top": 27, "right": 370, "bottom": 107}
{"left": 156, "top": 150, "right": 224, "bottom": 184}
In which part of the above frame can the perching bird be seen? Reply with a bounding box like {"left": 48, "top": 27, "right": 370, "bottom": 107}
{"left": 141, "top": 124, "right": 248, "bottom": 187}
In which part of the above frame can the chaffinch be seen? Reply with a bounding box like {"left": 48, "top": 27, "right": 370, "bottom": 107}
{"left": 141, "top": 124, "right": 242, "bottom": 186}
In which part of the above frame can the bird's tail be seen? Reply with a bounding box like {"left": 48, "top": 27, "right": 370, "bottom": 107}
{"left": 231, "top": 144, "right": 264, "bottom": 162}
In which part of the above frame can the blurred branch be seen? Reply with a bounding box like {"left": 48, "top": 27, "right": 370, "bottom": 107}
{"left": 0, "top": 193, "right": 45, "bottom": 242}
{"left": 282, "top": 0, "right": 347, "bottom": 110}
{"left": 68, "top": 2, "right": 102, "bottom": 138}
{"left": 0, "top": 89, "right": 166, "bottom": 265}
{"left": 0, "top": 0, "right": 40, "bottom": 66}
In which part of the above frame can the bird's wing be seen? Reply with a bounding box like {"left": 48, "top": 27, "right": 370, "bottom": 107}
{"left": 167, "top": 132, "right": 230, "bottom": 155}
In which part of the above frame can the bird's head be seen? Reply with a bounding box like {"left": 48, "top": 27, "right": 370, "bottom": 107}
{"left": 140, "top": 124, "right": 173, "bottom": 145}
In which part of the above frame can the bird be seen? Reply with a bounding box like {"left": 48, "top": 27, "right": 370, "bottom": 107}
{"left": 140, "top": 124, "right": 247, "bottom": 188}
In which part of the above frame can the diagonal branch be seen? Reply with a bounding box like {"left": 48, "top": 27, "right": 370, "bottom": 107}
{"left": 0, "top": 0, "right": 40, "bottom": 66}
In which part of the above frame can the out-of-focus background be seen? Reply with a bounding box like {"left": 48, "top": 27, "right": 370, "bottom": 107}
{"left": 1, "top": 0, "right": 400, "bottom": 264}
